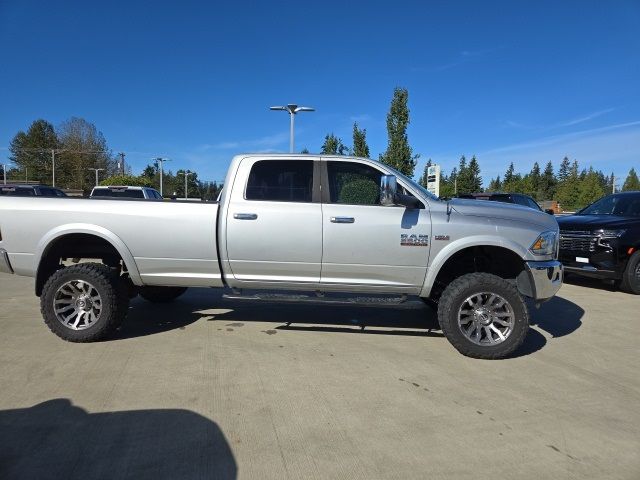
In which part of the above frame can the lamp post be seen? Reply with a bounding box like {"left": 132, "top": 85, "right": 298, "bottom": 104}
{"left": 154, "top": 157, "right": 171, "bottom": 197}
{"left": 269, "top": 104, "right": 315, "bottom": 153}
{"left": 87, "top": 168, "right": 105, "bottom": 186}
{"left": 179, "top": 170, "right": 192, "bottom": 200}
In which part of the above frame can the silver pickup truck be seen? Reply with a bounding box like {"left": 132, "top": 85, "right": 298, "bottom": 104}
{"left": 0, "top": 154, "right": 562, "bottom": 359}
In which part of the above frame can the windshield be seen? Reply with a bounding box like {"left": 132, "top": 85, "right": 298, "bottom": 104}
{"left": 579, "top": 193, "right": 640, "bottom": 216}
{"left": 383, "top": 164, "right": 441, "bottom": 202}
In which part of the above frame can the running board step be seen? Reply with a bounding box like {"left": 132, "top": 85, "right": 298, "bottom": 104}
{"left": 222, "top": 291, "right": 422, "bottom": 308}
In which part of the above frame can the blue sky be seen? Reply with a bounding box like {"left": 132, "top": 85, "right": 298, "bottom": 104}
{"left": 1, "top": 0, "right": 639, "bottom": 185}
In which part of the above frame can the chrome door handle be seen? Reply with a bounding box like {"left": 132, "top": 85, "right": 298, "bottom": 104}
{"left": 234, "top": 213, "right": 258, "bottom": 220}
{"left": 330, "top": 216, "right": 355, "bottom": 223}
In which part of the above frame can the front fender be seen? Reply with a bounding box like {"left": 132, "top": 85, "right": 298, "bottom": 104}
{"left": 420, "top": 235, "right": 528, "bottom": 297}
{"left": 35, "top": 223, "right": 143, "bottom": 286}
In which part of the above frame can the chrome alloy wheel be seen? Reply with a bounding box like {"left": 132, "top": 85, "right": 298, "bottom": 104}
{"left": 53, "top": 280, "right": 103, "bottom": 330}
{"left": 457, "top": 292, "right": 515, "bottom": 346}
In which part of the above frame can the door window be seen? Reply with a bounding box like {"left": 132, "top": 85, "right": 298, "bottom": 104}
{"left": 327, "top": 162, "right": 382, "bottom": 205}
{"left": 246, "top": 160, "right": 314, "bottom": 202}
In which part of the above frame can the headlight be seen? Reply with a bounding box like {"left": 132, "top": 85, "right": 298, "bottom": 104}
{"left": 530, "top": 231, "right": 557, "bottom": 256}
{"left": 595, "top": 229, "right": 626, "bottom": 238}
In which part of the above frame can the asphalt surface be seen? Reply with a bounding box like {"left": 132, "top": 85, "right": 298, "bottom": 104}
{"left": 0, "top": 272, "right": 638, "bottom": 480}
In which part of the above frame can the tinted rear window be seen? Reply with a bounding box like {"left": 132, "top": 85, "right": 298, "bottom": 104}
{"left": 246, "top": 160, "right": 313, "bottom": 202}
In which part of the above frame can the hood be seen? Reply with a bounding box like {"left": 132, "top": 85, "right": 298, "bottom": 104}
{"left": 557, "top": 214, "right": 639, "bottom": 231}
{"left": 449, "top": 198, "right": 558, "bottom": 230}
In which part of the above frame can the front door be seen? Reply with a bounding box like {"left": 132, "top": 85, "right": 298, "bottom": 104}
{"left": 320, "top": 159, "right": 430, "bottom": 292}
{"left": 225, "top": 158, "right": 322, "bottom": 285}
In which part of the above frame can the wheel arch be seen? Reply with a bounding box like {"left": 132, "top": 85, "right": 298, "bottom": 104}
{"left": 35, "top": 224, "right": 142, "bottom": 296}
{"left": 422, "top": 236, "right": 528, "bottom": 299}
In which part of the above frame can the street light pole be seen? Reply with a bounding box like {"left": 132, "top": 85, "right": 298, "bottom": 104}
{"left": 179, "top": 170, "right": 192, "bottom": 200}
{"left": 269, "top": 104, "right": 315, "bottom": 153}
{"left": 2, "top": 164, "right": 6, "bottom": 185}
{"left": 154, "top": 158, "right": 171, "bottom": 197}
{"left": 87, "top": 168, "right": 105, "bottom": 186}
{"left": 51, "top": 149, "right": 56, "bottom": 187}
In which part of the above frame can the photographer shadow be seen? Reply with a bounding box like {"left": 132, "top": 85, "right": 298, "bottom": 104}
{"left": 0, "top": 399, "right": 236, "bottom": 480}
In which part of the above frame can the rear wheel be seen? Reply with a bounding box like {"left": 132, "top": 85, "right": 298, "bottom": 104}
{"left": 139, "top": 286, "right": 188, "bottom": 303}
{"left": 620, "top": 251, "right": 640, "bottom": 295}
{"left": 40, "top": 263, "right": 129, "bottom": 342}
{"left": 437, "top": 273, "right": 529, "bottom": 359}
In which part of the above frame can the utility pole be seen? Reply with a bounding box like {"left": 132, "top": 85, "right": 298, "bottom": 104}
{"left": 2, "top": 164, "right": 6, "bottom": 185}
{"left": 612, "top": 175, "right": 616, "bottom": 194}
{"left": 269, "top": 104, "right": 315, "bottom": 153}
{"left": 118, "top": 152, "right": 126, "bottom": 175}
{"left": 154, "top": 157, "right": 171, "bottom": 197}
{"left": 25, "top": 167, "right": 28, "bottom": 183}
{"left": 87, "top": 168, "right": 105, "bottom": 186}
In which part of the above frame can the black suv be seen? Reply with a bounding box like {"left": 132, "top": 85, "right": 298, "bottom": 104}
{"left": 0, "top": 184, "right": 67, "bottom": 197}
{"left": 557, "top": 191, "right": 640, "bottom": 294}
{"left": 457, "top": 192, "right": 544, "bottom": 211}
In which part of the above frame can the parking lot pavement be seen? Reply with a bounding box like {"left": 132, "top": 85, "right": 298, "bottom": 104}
{"left": 0, "top": 273, "right": 638, "bottom": 480}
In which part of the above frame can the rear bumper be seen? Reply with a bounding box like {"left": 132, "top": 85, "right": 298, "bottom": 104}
{"left": 0, "top": 248, "right": 14, "bottom": 274}
{"left": 518, "top": 260, "right": 563, "bottom": 301}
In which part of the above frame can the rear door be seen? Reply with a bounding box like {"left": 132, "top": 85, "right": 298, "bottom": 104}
{"left": 320, "top": 159, "right": 430, "bottom": 292}
{"left": 225, "top": 158, "right": 322, "bottom": 285}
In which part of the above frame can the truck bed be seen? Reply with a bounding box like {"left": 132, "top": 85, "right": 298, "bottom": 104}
{"left": 0, "top": 197, "right": 223, "bottom": 287}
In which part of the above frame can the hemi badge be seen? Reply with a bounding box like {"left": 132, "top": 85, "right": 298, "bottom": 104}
{"left": 435, "top": 235, "right": 450, "bottom": 241}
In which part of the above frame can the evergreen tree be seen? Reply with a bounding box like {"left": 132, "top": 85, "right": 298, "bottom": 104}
{"left": 379, "top": 87, "right": 419, "bottom": 176}
{"left": 9, "top": 119, "right": 59, "bottom": 185}
{"left": 504, "top": 162, "right": 515, "bottom": 184}
{"left": 529, "top": 162, "right": 541, "bottom": 199}
{"left": 539, "top": 161, "right": 556, "bottom": 200}
{"left": 578, "top": 167, "right": 606, "bottom": 207}
{"left": 467, "top": 155, "right": 482, "bottom": 192}
{"left": 558, "top": 156, "right": 571, "bottom": 182}
{"left": 440, "top": 167, "right": 458, "bottom": 198}
{"left": 488, "top": 176, "right": 502, "bottom": 191}
{"left": 352, "top": 122, "right": 370, "bottom": 158}
{"left": 622, "top": 167, "right": 640, "bottom": 191}
{"left": 418, "top": 159, "right": 433, "bottom": 188}
{"left": 556, "top": 159, "right": 581, "bottom": 211}
{"left": 321, "top": 133, "right": 346, "bottom": 155}
{"left": 455, "top": 155, "right": 474, "bottom": 194}
{"left": 300, "top": 147, "right": 310, "bottom": 154}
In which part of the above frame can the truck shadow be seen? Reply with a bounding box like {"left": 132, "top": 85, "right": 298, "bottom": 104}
{"left": 563, "top": 274, "right": 620, "bottom": 292}
{"left": 116, "top": 289, "right": 584, "bottom": 358}
{"left": 0, "top": 399, "right": 236, "bottom": 480}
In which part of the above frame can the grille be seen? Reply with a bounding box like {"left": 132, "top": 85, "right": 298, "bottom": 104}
{"left": 559, "top": 231, "right": 597, "bottom": 253}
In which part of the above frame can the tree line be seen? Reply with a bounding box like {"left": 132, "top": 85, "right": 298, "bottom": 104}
{"left": 5, "top": 118, "right": 222, "bottom": 200}
{"left": 416, "top": 156, "right": 639, "bottom": 210}
{"left": 314, "top": 86, "right": 639, "bottom": 211}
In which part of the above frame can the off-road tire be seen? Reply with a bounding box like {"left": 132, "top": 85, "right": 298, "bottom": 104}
{"left": 437, "top": 273, "right": 529, "bottom": 359}
{"left": 139, "top": 286, "right": 188, "bottom": 303}
{"left": 40, "top": 263, "right": 129, "bottom": 342}
{"left": 619, "top": 250, "right": 640, "bottom": 295}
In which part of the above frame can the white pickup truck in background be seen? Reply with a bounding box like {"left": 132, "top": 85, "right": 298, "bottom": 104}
{"left": 0, "top": 154, "right": 563, "bottom": 359}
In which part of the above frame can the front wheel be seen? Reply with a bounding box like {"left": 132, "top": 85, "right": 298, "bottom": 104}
{"left": 619, "top": 251, "right": 640, "bottom": 295}
{"left": 437, "top": 273, "right": 529, "bottom": 359}
{"left": 139, "top": 286, "right": 188, "bottom": 303}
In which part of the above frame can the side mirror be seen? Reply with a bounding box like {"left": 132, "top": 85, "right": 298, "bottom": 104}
{"left": 545, "top": 209, "right": 555, "bottom": 215}
{"left": 380, "top": 175, "right": 398, "bottom": 206}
